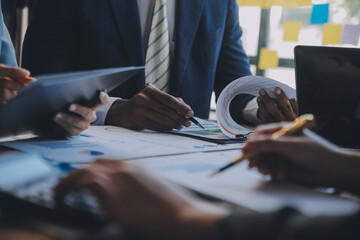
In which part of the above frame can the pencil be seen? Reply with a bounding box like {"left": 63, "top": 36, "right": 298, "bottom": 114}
{"left": 210, "top": 114, "right": 316, "bottom": 177}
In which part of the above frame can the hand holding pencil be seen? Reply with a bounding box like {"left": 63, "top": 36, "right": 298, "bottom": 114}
{"left": 0, "top": 65, "right": 33, "bottom": 105}
{"left": 211, "top": 114, "right": 316, "bottom": 177}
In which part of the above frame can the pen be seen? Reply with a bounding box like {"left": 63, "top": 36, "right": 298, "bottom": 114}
{"left": 189, "top": 117, "right": 205, "bottom": 129}
{"left": 210, "top": 114, "right": 316, "bottom": 177}
{"left": 145, "top": 82, "right": 205, "bottom": 129}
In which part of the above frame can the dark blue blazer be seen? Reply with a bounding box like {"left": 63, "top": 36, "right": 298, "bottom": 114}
{"left": 22, "top": 0, "right": 253, "bottom": 119}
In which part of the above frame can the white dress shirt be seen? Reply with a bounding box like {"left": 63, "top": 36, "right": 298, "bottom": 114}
{"left": 94, "top": 0, "right": 176, "bottom": 125}
{"left": 94, "top": 0, "right": 260, "bottom": 125}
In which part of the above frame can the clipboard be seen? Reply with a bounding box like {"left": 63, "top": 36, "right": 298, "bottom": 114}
{"left": 0, "top": 67, "right": 144, "bottom": 137}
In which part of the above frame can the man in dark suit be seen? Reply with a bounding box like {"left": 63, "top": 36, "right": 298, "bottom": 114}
{"left": 23, "top": 0, "right": 293, "bottom": 130}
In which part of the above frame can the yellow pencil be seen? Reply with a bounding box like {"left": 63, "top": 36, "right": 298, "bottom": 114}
{"left": 210, "top": 114, "right": 316, "bottom": 177}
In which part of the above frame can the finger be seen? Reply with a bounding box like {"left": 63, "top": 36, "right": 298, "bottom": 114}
{"left": 0, "top": 88, "right": 17, "bottom": 101}
{"left": 89, "top": 92, "right": 110, "bottom": 110}
{"left": 0, "top": 78, "right": 24, "bottom": 91}
{"left": 55, "top": 168, "right": 109, "bottom": 206}
{"left": 257, "top": 97, "right": 275, "bottom": 123}
{"left": 259, "top": 89, "right": 285, "bottom": 122}
{"left": 69, "top": 104, "right": 97, "bottom": 122}
{"left": 55, "top": 170, "right": 87, "bottom": 204}
{"left": 0, "top": 65, "right": 30, "bottom": 81}
{"left": 254, "top": 126, "right": 283, "bottom": 135}
{"left": 274, "top": 88, "right": 296, "bottom": 121}
{"left": 289, "top": 98, "right": 298, "bottom": 115}
{"left": 243, "top": 136, "right": 282, "bottom": 155}
{"left": 143, "top": 86, "right": 194, "bottom": 118}
{"left": 145, "top": 98, "right": 189, "bottom": 127}
{"left": 143, "top": 112, "right": 180, "bottom": 131}
{"left": 53, "top": 113, "right": 89, "bottom": 136}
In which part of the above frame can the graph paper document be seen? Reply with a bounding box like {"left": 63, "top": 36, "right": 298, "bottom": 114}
{"left": 170, "top": 118, "right": 252, "bottom": 144}
{"left": 1, "top": 126, "right": 244, "bottom": 163}
{"left": 136, "top": 150, "right": 359, "bottom": 216}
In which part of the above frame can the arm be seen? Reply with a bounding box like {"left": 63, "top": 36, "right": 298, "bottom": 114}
{"left": 214, "top": 0, "right": 253, "bottom": 124}
{"left": 55, "top": 160, "right": 360, "bottom": 240}
{"left": 0, "top": 15, "right": 17, "bottom": 67}
{"left": 242, "top": 126, "right": 360, "bottom": 193}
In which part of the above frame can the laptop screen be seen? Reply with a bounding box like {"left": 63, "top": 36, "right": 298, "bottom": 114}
{"left": 295, "top": 46, "right": 360, "bottom": 148}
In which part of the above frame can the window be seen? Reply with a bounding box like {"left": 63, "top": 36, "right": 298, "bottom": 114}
{"left": 239, "top": 0, "right": 360, "bottom": 88}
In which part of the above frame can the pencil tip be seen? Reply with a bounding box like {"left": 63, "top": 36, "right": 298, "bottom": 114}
{"left": 209, "top": 171, "right": 219, "bottom": 178}
{"left": 198, "top": 123, "right": 206, "bottom": 129}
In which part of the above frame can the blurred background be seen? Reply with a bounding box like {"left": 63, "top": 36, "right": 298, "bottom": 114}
{"left": 2, "top": 0, "right": 360, "bottom": 111}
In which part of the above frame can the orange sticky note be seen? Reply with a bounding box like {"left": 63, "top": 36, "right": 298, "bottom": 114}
{"left": 283, "top": 21, "right": 302, "bottom": 42}
{"left": 323, "top": 24, "right": 343, "bottom": 45}
{"left": 258, "top": 48, "right": 279, "bottom": 70}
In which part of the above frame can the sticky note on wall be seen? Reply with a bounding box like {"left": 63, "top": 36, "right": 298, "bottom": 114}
{"left": 282, "top": 0, "right": 312, "bottom": 8}
{"left": 341, "top": 24, "right": 360, "bottom": 46}
{"left": 283, "top": 21, "right": 302, "bottom": 41}
{"left": 258, "top": 48, "right": 279, "bottom": 70}
{"left": 311, "top": 4, "right": 329, "bottom": 24}
{"left": 237, "top": 0, "right": 263, "bottom": 7}
{"left": 323, "top": 24, "right": 343, "bottom": 45}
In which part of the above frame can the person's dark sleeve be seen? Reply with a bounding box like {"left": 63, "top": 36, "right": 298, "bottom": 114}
{"left": 22, "top": 0, "right": 80, "bottom": 75}
{"left": 214, "top": 0, "right": 253, "bottom": 124}
{"left": 218, "top": 207, "right": 360, "bottom": 240}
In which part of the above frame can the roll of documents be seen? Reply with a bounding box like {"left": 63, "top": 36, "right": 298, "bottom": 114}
{"left": 216, "top": 76, "right": 296, "bottom": 138}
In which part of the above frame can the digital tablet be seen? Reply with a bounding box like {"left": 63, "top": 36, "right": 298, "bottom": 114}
{"left": 0, "top": 67, "right": 144, "bottom": 137}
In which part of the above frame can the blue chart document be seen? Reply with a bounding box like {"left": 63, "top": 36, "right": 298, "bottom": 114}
{"left": 1, "top": 126, "right": 244, "bottom": 163}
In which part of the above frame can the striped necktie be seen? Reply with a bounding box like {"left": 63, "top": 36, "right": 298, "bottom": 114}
{"left": 145, "top": 0, "right": 170, "bottom": 92}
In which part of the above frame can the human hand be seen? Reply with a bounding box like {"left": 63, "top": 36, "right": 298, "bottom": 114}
{"left": 105, "top": 85, "right": 194, "bottom": 131}
{"left": 242, "top": 125, "right": 353, "bottom": 188}
{"left": 55, "top": 159, "right": 226, "bottom": 240}
{"left": 53, "top": 91, "right": 109, "bottom": 136}
{"left": 0, "top": 65, "right": 30, "bottom": 105}
{"left": 257, "top": 87, "right": 297, "bottom": 123}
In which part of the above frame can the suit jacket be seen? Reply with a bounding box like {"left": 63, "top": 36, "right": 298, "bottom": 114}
{"left": 0, "top": 2, "right": 17, "bottom": 66}
{"left": 22, "top": 0, "right": 252, "bottom": 119}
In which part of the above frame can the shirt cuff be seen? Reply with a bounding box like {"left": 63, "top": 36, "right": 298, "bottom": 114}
{"left": 92, "top": 97, "right": 119, "bottom": 125}
{"left": 242, "top": 98, "right": 261, "bottom": 125}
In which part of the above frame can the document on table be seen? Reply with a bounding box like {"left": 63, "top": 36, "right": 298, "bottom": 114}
{"left": 135, "top": 150, "right": 359, "bottom": 216}
{"left": 0, "top": 126, "right": 244, "bottom": 163}
{"left": 170, "top": 118, "right": 252, "bottom": 144}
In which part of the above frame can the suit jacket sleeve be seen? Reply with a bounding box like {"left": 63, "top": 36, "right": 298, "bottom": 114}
{"left": 22, "top": 0, "right": 79, "bottom": 75}
{"left": 218, "top": 207, "right": 360, "bottom": 240}
{"left": 0, "top": 5, "right": 17, "bottom": 67}
{"left": 214, "top": 0, "right": 254, "bottom": 124}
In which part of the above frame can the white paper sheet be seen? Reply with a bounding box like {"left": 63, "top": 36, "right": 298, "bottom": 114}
{"left": 136, "top": 150, "right": 359, "bottom": 216}
{"left": 217, "top": 76, "right": 296, "bottom": 138}
{"left": 1, "top": 126, "right": 244, "bottom": 163}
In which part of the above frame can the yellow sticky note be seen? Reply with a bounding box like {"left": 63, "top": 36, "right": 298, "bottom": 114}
{"left": 237, "top": 0, "right": 263, "bottom": 7}
{"left": 258, "top": 48, "right": 279, "bottom": 70}
{"left": 322, "top": 24, "right": 343, "bottom": 45}
{"left": 261, "top": 0, "right": 280, "bottom": 8}
{"left": 283, "top": 21, "right": 302, "bottom": 41}
{"left": 282, "top": 0, "right": 312, "bottom": 8}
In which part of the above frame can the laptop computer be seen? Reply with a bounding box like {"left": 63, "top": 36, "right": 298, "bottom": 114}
{"left": 294, "top": 46, "right": 360, "bottom": 148}
{"left": 0, "top": 152, "right": 107, "bottom": 225}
